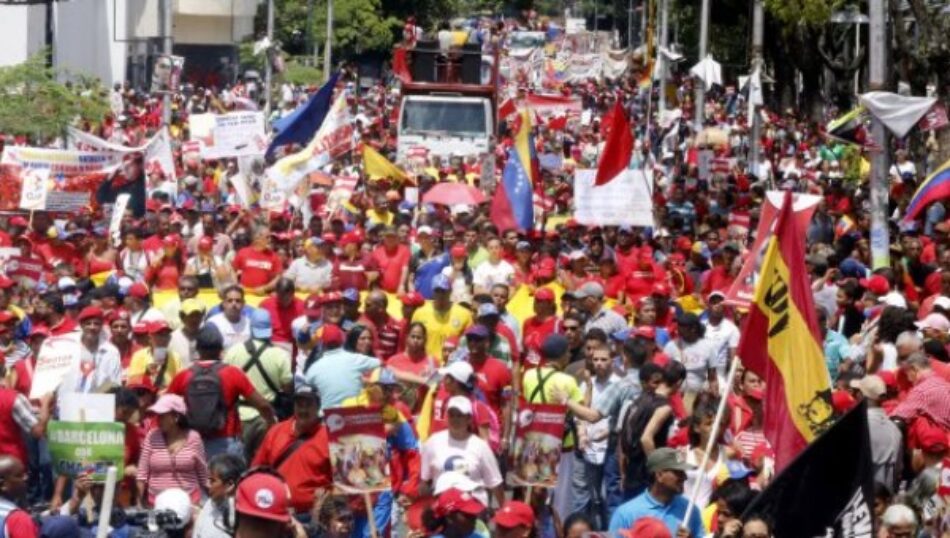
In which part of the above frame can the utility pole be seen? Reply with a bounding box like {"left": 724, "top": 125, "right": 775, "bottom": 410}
{"left": 749, "top": 0, "right": 763, "bottom": 178}
{"left": 695, "top": 0, "right": 710, "bottom": 129}
{"left": 658, "top": 0, "right": 669, "bottom": 112}
{"left": 161, "top": 0, "right": 173, "bottom": 126}
{"left": 868, "top": 0, "right": 889, "bottom": 269}
{"left": 264, "top": 0, "right": 274, "bottom": 118}
{"left": 324, "top": 0, "right": 333, "bottom": 81}
{"left": 627, "top": 0, "right": 634, "bottom": 50}
{"left": 306, "top": 0, "right": 316, "bottom": 62}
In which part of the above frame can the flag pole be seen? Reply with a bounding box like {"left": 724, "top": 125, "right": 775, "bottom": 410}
{"left": 681, "top": 354, "right": 742, "bottom": 530}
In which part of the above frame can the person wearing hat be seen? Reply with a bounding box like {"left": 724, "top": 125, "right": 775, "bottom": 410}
{"left": 421, "top": 397, "right": 505, "bottom": 510}
{"left": 608, "top": 447, "right": 704, "bottom": 537}
{"left": 166, "top": 324, "right": 276, "bottom": 459}
{"left": 224, "top": 308, "right": 293, "bottom": 462}
{"left": 0, "top": 311, "right": 27, "bottom": 371}
{"left": 136, "top": 394, "right": 209, "bottom": 506}
{"left": 252, "top": 381, "right": 333, "bottom": 517}
{"left": 127, "top": 319, "right": 183, "bottom": 390}
{"left": 427, "top": 360, "right": 496, "bottom": 443}
{"left": 458, "top": 323, "right": 512, "bottom": 421}
{"left": 452, "top": 302, "right": 516, "bottom": 366}
{"left": 168, "top": 298, "right": 205, "bottom": 367}
{"left": 848, "top": 374, "right": 902, "bottom": 490}
{"left": 283, "top": 236, "right": 333, "bottom": 294}
{"left": 522, "top": 287, "right": 562, "bottom": 360}
{"left": 300, "top": 317, "right": 383, "bottom": 408}
{"left": 333, "top": 231, "right": 379, "bottom": 292}
{"left": 411, "top": 274, "right": 473, "bottom": 360}
{"left": 184, "top": 234, "right": 234, "bottom": 291}
{"left": 57, "top": 305, "right": 122, "bottom": 404}
{"left": 124, "top": 281, "right": 166, "bottom": 326}
{"left": 231, "top": 469, "right": 301, "bottom": 538}
{"left": 422, "top": 487, "right": 488, "bottom": 538}
{"left": 493, "top": 500, "right": 535, "bottom": 538}
{"left": 405, "top": 225, "right": 444, "bottom": 296}
{"left": 663, "top": 313, "right": 718, "bottom": 411}
{"left": 521, "top": 334, "right": 586, "bottom": 518}
{"left": 576, "top": 282, "right": 628, "bottom": 337}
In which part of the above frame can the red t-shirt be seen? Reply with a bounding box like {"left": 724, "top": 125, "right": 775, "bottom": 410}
{"left": 522, "top": 315, "right": 561, "bottom": 351}
{"left": 259, "top": 296, "right": 305, "bottom": 344}
{"left": 3, "top": 510, "right": 37, "bottom": 538}
{"left": 252, "top": 421, "right": 333, "bottom": 514}
{"left": 371, "top": 244, "right": 411, "bottom": 293}
{"left": 614, "top": 246, "right": 640, "bottom": 276}
{"left": 333, "top": 255, "right": 378, "bottom": 291}
{"left": 703, "top": 266, "right": 735, "bottom": 298}
{"left": 166, "top": 362, "right": 256, "bottom": 439}
{"left": 233, "top": 247, "right": 284, "bottom": 288}
{"left": 469, "top": 356, "right": 512, "bottom": 419}
{"left": 34, "top": 242, "right": 80, "bottom": 275}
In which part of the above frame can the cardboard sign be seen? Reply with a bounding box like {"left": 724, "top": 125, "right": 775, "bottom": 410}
{"left": 4, "top": 255, "right": 44, "bottom": 288}
{"left": 189, "top": 112, "right": 267, "bottom": 159}
{"left": 325, "top": 406, "right": 392, "bottom": 494}
{"left": 59, "top": 393, "right": 116, "bottom": 423}
{"left": 19, "top": 168, "right": 50, "bottom": 211}
{"left": 46, "top": 191, "right": 91, "bottom": 213}
{"left": 48, "top": 421, "right": 125, "bottom": 481}
{"left": 574, "top": 168, "right": 654, "bottom": 227}
{"left": 30, "top": 334, "right": 81, "bottom": 399}
{"left": 510, "top": 403, "right": 567, "bottom": 488}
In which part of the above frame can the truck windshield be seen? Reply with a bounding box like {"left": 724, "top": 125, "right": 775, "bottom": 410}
{"left": 402, "top": 100, "right": 486, "bottom": 136}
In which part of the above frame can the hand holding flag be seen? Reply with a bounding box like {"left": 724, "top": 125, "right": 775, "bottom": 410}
{"left": 594, "top": 100, "right": 634, "bottom": 186}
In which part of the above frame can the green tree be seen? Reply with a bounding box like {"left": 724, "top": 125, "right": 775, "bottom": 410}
{"left": 0, "top": 52, "right": 109, "bottom": 142}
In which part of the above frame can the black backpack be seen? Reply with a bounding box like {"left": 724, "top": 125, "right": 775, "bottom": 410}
{"left": 618, "top": 392, "right": 671, "bottom": 489}
{"left": 186, "top": 362, "right": 228, "bottom": 434}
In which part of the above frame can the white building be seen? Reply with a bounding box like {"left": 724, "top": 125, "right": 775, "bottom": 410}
{"left": 0, "top": 0, "right": 259, "bottom": 87}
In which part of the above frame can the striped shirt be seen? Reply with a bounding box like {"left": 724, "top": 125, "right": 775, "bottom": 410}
{"left": 136, "top": 428, "right": 209, "bottom": 504}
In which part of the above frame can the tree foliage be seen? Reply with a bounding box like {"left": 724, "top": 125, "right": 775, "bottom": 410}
{"left": 0, "top": 52, "right": 109, "bottom": 142}
{"left": 762, "top": 0, "right": 845, "bottom": 26}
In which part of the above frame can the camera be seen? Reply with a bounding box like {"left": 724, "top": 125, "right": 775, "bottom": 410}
{"left": 123, "top": 508, "right": 187, "bottom": 538}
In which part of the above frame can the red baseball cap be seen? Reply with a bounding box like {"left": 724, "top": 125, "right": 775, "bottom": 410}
{"left": 148, "top": 320, "right": 172, "bottom": 334}
{"left": 399, "top": 292, "right": 425, "bottom": 307}
{"left": 126, "top": 282, "right": 150, "bottom": 300}
{"left": 132, "top": 321, "right": 151, "bottom": 335}
{"left": 619, "top": 517, "right": 672, "bottom": 538}
{"left": 198, "top": 236, "right": 214, "bottom": 252}
{"left": 127, "top": 375, "right": 158, "bottom": 394}
{"left": 651, "top": 282, "right": 672, "bottom": 297}
{"left": 433, "top": 488, "right": 485, "bottom": 518}
{"left": 319, "top": 323, "right": 345, "bottom": 348}
{"left": 235, "top": 471, "right": 291, "bottom": 523}
{"left": 492, "top": 501, "right": 534, "bottom": 529}
{"left": 9, "top": 216, "right": 28, "bottom": 227}
{"left": 534, "top": 288, "right": 555, "bottom": 302}
{"left": 450, "top": 244, "right": 467, "bottom": 258}
{"left": 859, "top": 274, "right": 890, "bottom": 296}
{"left": 634, "top": 326, "right": 656, "bottom": 340}
{"left": 77, "top": 306, "right": 104, "bottom": 322}
{"left": 304, "top": 294, "right": 322, "bottom": 317}
{"left": 0, "top": 311, "right": 16, "bottom": 324}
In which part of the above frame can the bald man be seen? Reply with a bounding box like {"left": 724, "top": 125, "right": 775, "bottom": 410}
{"left": 360, "top": 290, "right": 400, "bottom": 360}
{"left": 0, "top": 456, "right": 37, "bottom": 538}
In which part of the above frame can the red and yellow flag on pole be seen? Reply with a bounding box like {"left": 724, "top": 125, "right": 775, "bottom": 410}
{"left": 737, "top": 191, "right": 833, "bottom": 471}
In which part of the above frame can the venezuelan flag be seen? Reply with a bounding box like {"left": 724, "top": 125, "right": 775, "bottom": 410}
{"left": 904, "top": 157, "right": 950, "bottom": 222}
{"left": 737, "top": 191, "right": 833, "bottom": 471}
{"left": 489, "top": 110, "right": 536, "bottom": 231}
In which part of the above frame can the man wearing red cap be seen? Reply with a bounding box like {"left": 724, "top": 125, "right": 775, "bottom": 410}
{"left": 61, "top": 306, "right": 122, "bottom": 399}
{"left": 333, "top": 231, "right": 378, "bottom": 291}
{"left": 522, "top": 288, "right": 561, "bottom": 355}
{"left": 493, "top": 500, "right": 535, "bottom": 538}
{"left": 231, "top": 469, "right": 300, "bottom": 538}
{"left": 127, "top": 320, "right": 182, "bottom": 390}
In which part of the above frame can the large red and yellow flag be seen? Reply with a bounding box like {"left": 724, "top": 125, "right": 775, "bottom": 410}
{"left": 737, "top": 191, "right": 833, "bottom": 471}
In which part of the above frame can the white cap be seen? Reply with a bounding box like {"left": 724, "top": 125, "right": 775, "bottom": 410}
{"left": 439, "top": 361, "right": 474, "bottom": 387}
{"left": 446, "top": 395, "right": 473, "bottom": 415}
{"left": 568, "top": 250, "right": 588, "bottom": 261}
{"left": 154, "top": 488, "right": 192, "bottom": 528}
{"left": 934, "top": 296, "right": 950, "bottom": 311}
{"left": 417, "top": 225, "right": 434, "bottom": 237}
{"left": 57, "top": 277, "right": 77, "bottom": 290}
{"left": 434, "top": 470, "right": 482, "bottom": 495}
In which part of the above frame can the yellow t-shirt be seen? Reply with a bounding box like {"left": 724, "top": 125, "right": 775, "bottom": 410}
{"left": 127, "top": 348, "right": 183, "bottom": 389}
{"left": 522, "top": 366, "right": 584, "bottom": 448}
{"left": 411, "top": 303, "right": 473, "bottom": 362}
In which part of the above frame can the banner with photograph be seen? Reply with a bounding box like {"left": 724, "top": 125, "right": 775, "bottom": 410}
{"left": 573, "top": 168, "right": 654, "bottom": 227}
{"left": 30, "top": 334, "right": 82, "bottom": 399}
{"left": 150, "top": 55, "right": 185, "bottom": 93}
{"left": 189, "top": 112, "right": 267, "bottom": 159}
{"left": 510, "top": 403, "right": 567, "bottom": 488}
{"left": 48, "top": 421, "right": 125, "bottom": 481}
{"left": 325, "top": 406, "right": 391, "bottom": 494}
{"left": 4, "top": 255, "right": 45, "bottom": 288}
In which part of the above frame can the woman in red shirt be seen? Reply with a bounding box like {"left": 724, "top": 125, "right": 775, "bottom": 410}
{"left": 86, "top": 227, "right": 117, "bottom": 277}
{"left": 387, "top": 322, "right": 437, "bottom": 414}
{"left": 147, "top": 236, "right": 184, "bottom": 291}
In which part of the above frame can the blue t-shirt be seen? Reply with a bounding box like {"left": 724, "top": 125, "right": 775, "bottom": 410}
{"left": 302, "top": 348, "right": 380, "bottom": 408}
{"left": 608, "top": 491, "right": 704, "bottom": 538}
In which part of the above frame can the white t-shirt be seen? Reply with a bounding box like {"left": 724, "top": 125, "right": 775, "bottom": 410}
{"left": 421, "top": 430, "right": 503, "bottom": 497}
{"left": 472, "top": 259, "right": 514, "bottom": 290}
{"left": 664, "top": 338, "right": 718, "bottom": 393}
{"left": 206, "top": 313, "right": 251, "bottom": 351}
{"left": 284, "top": 256, "right": 333, "bottom": 291}
{"left": 703, "top": 318, "right": 740, "bottom": 382}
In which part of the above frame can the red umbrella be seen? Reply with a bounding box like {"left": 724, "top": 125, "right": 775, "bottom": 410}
{"left": 421, "top": 182, "right": 487, "bottom": 206}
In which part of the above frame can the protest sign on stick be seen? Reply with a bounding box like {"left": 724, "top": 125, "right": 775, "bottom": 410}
{"left": 509, "top": 403, "right": 567, "bottom": 488}
{"left": 325, "top": 406, "right": 392, "bottom": 494}
{"left": 30, "top": 334, "right": 81, "bottom": 399}
{"left": 48, "top": 421, "right": 125, "bottom": 481}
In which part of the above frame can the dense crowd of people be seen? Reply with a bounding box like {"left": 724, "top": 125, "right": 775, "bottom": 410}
{"left": 0, "top": 11, "right": 946, "bottom": 538}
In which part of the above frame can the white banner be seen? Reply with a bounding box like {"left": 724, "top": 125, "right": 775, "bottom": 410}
{"left": 189, "top": 111, "right": 267, "bottom": 159}
{"left": 1, "top": 146, "right": 124, "bottom": 177}
{"left": 19, "top": 168, "right": 50, "bottom": 211}
{"left": 30, "top": 334, "right": 81, "bottom": 399}
{"left": 265, "top": 94, "right": 355, "bottom": 193}
{"left": 110, "top": 193, "right": 130, "bottom": 235}
{"left": 859, "top": 91, "right": 938, "bottom": 139}
{"left": 574, "top": 168, "right": 654, "bottom": 227}
{"left": 68, "top": 126, "right": 177, "bottom": 181}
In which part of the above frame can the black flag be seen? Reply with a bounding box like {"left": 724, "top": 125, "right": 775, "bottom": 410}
{"left": 741, "top": 400, "right": 875, "bottom": 538}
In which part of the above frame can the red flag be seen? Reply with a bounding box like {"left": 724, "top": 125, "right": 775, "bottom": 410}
{"left": 547, "top": 115, "right": 567, "bottom": 131}
{"left": 498, "top": 98, "right": 518, "bottom": 121}
{"left": 594, "top": 101, "right": 634, "bottom": 186}
{"left": 393, "top": 47, "right": 411, "bottom": 84}
{"left": 738, "top": 191, "right": 832, "bottom": 471}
